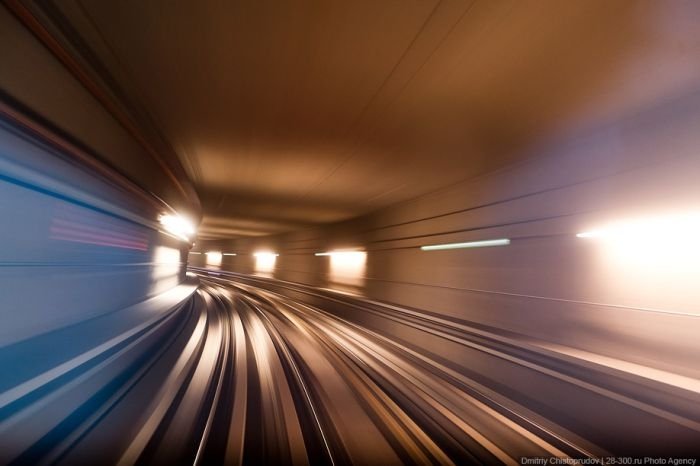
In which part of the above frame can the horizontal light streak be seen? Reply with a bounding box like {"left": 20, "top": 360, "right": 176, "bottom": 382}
{"left": 50, "top": 204, "right": 149, "bottom": 251}
{"left": 576, "top": 211, "right": 700, "bottom": 266}
{"left": 421, "top": 238, "right": 510, "bottom": 251}
{"left": 222, "top": 253, "right": 237, "bottom": 256}
{"left": 576, "top": 231, "right": 603, "bottom": 238}
{"left": 576, "top": 212, "right": 700, "bottom": 242}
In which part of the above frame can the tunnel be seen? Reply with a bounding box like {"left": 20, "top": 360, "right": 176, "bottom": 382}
{"left": 1, "top": 1, "right": 700, "bottom": 464}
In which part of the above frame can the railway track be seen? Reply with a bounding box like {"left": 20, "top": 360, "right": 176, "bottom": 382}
{"left": 1, "top": 271, "right": 699, "bottom": 465}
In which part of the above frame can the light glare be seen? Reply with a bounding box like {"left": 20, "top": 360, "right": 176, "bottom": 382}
{"left": 151, "top": 246, "right": 181, "bottom": 293}
{"left": 421, "top": 238, "right": 510, "bottom": 251}
{"left": 576, "top": 212, "right": 700, "bottom": 264}
{"left": 578, "top": 211, "right": 700, "bottom": 314}
{"left": 577, "top": 212, "right": 700, "bottom": 242}
{"left": 206, "top": 251, "right": 222, "bottom": 266}
{"left": 159, "top": 214, "right": 196, "bottom": 241}
{"left": 254, "top": 251, "right": 278, "bottom": 274}
{"left": 576, "top": 231, "right": 604, "bottom": 239}
{"left": 322, "top": 251, "right": 367, "bottom": 288}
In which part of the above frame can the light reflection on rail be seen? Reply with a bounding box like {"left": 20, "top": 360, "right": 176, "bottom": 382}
{"left": 1, "top": 271, "right": 699, "bottom": 465}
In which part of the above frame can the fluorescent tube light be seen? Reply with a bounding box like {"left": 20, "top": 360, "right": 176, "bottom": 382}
{"left": 420, "top": 238, "right": 510, "bottom": 251}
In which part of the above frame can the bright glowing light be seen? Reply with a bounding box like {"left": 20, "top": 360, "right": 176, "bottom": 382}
{"left": 159, "top": 214, "right": 196, "bottom": 241}
{"left": 253, "top": 252, "right": 279, "bottom": 257}
{"left": 420, "top": 238, "right": 510, "bottom": 251}
{"left": 254, "top": 251, "right": 278, "bottom": 274}
{"left": 577, "top": 212, "right": 700, "bottom": 243}
{"left": 576, "top": 211, "right": 700, "bottom": 264}
{"left": 222, "top": 253, "right": 237, "bottom": 256}
{"left": 206, "top": 251, "right": 222, "bottom": 266}
{"left": 318, "top": 251, "right": 367, "bottom": 287}
{"left": 151, "top": 246, "right": 181, "bottom": 293}
{"left": 189, "top": 251, "right": 202, "bottom": 254}
{"left": 154, "top": 246, "right": 181, "bottom": 265}
{"left": 578, "top": 211, "right": 700, "bottom": 314}
{"left": 576, "top": 231, "right": 604, "bottom": 239}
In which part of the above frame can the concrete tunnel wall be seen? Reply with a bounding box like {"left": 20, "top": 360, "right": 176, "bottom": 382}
{"left": 3, "top": 3, "right": 700, "bottom": 460}
{"left": 4, "top": 0, "right": 697, "bottom": 396}
{"left": 0, "top": 5, "right": 197, "bottom": 219}
{"left": 193, "top": 89, "right": 700, "bottom": 379}
{"left": 0, "top": 6, "right": 193, "bottom": 347}
{"left": 0, "top": 120, "right": 191, "bottom": 347}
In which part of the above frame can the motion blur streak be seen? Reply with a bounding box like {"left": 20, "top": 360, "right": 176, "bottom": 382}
{"left": 4, "top": 267, "right": 698, "bottom": 464}
{"left": 420, "top": 239, "right": 511, "bottom": 251}
{"left": 50, "top": 204, "right": 149, "bottom": 251}
{"left": 3, "top": 0, "right": 700, "bottom": 463}
{"left": 577, "top": 211, "right": 700, "bottom": 265}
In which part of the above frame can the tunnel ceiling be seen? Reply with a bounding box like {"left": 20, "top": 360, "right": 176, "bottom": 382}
{"left": 33, "top": 0, "right": 700, "bottom": 239}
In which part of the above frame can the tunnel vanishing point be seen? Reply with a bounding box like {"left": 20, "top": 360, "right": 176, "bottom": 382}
{"left": 1, "top": 1, "right": 700, "bottom": 465}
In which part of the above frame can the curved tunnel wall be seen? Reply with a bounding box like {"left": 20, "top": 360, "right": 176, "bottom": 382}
{"left": 0, "top": 4, "right": 198, "bottom": 220}
{"left": 0, "top": 3, "right": 198, "bottom": 347}
{"left": 194, "top": 90, "right": 700, "bottom": 380}
{"left": 1, "top": 2, "right": 699, "bottom": 460}
{"left": 0, "top": 120, "right": 189, "bottom": 348}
